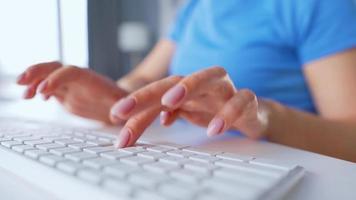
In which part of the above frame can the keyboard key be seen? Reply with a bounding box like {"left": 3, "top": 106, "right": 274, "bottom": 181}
{"left": 65, "top": 152, "right": 98, "bottom": 162}
{"left": 182, "top": 147, "right": 221, "bottom": 156}
{"left": 189, "top": 154, "right": 221, "bottom": 163}
{"left": 13, "top": 136, "right": 41, "bottom": 142}
{"left": 0, "top": 137, "right": 12, "bottom": 142}
{"left": 196, "top": 192, "right": 236, "bottom": 200}
{"left": 24, "top": 149, "right": 51, "bottom": 159}
{"left": 49, "top": 147, "right": 80, "bottom": 156}
{"left": 216, "top": 152, "right": 254, "bottom": 162}
{"left": 146, "top": 146, "right": 174, "bottom": 153}
{"left": 250, "top": 158, "right": 297, "bottom": 171}
{"left": 39, "top": 155, "right": 67, "bottom": 166}
{"left": 167, "top": 150, "right": 195, "bottom": 158}
{"left": 159, "top": 156, "right": 191, "bottom": 166}
{"left": 40, "top": 135, "right": 65, "bottom": 142}
{"left": 185, "top": 161, "right": 219, "bottom": 173}
{"left": 102, "top": 178, "right": 134, "bottom": 196}
{"left": 83, "top": 157, "right": 116, "bottom": 169}
{"left": 170, "top": 169, "right": 209, "bottom": 183}
{"left": 103, "top": 164, "right": 138, "bottom": 179}
{"left": 77, "top": 169, "right": 102, "bottom": 184}
{"left": 137, "top": 151, "right": 167, "bottom": 160}
{"left": 7, "top": 133, "right": 32, "bottom": 139}
{"left": 36, "top": 143, "right": 64, "bottom": 150}
{"left": 214, "top": 168, "right": 280, "bottom": 189}
{"left": 155, "top": 142, "right": 189, "bottom": 150}
{"left": 68, "top": 143, "right": 96, "bottom": 150}
{"left": 57, "top": 161, "right": 86, "bottom": 174}
{"left": 101, "top": 151, "right": 132, "bottom": 160}
{"left": 120, "top": 156, "right": 154, "bottom": 166}
{"left": 72, "top": 136, "right": 88, "bottom": 142}
{"left": 143, "top": 162, "right": 179, "bottom": 174}
{"left": 119, "top": 146, "right": 145, "bottom": 154}
{"left": 85, "top": 134, "right": 97, "bottom": 140}
{"left": 84, "top": 146, "right": 115, "bottom": 154}
{"left": 12, "top": 144, "right": 37, "bottom": 153}
{"left": 24, "top": 139, "right": 52, "bottom": 146}
{"left": 214, "top": 160, "right": 286, "bottom": 178}
{"left": 1, "top": 140, "right": 23, "bottom": 148}
{"left": 86, "top": 139, "right": 113, "bottom": 146}
{"left": 129, "top": 171, "right": 168, "bottom": 189}
{"left": 54, "top": 139, "right": 81, "bottom": 146}
{"left": 158, "top": 181, "right": 202, "bottom": 200}
{"left": 134, "top": 190, "right": 167, "bottom": 200}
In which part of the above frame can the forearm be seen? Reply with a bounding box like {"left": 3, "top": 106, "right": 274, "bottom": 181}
{"left": 117, "top": 39, "right": 176, "bottom": 92}
{"left": 261, "top": 99, "right": 356, "bottom": 162}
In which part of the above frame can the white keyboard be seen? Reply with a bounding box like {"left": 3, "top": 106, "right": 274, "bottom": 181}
{"left": 0, "top": 119, "right": 305, "bottom": 200}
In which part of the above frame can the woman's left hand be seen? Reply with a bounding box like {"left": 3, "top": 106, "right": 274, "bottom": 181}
{"left": 110, "top": 66, "right": 268, "bottom": 147}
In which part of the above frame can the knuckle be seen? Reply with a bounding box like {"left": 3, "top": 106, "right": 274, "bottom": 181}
{"left": 211, "top": 66, "right": 227, "bottom": 75}
{"left": 168, "top": 75, "right": 184, "bottom": 83}
{"left": 240, "top": 89, "right": 256, "bottom": 102}
{"left": 228, "top": 99, "right": 244, "bottom": 116}
{"left": 126, "top": 116, "right": 142, "bottom": 133}
{"left": 66, "top": 65, "right": 80, "bottom": 72}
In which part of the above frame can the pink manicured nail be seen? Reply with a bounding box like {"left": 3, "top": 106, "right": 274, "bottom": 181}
{"left": 161, "top": 85, "right": 185, "bottom": 107}
{"left": 207, "top": 118, "right": 225, "bottom": 137}
{"left": 23, "top": 88, "right": 32, "bottom": 99}
{"left": 111, "top": 97, "right": 136, "bottom": 117}
{"left": 38, "top": 81, "right": 48, "bottom": 93}
{"left": 160, "top": 111, "right": 170, "bottom": 125}
{"left": 117, "top": 127, "right": 131, "bottom": 148}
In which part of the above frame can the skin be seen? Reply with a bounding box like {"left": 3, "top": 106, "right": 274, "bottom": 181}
{"left": 17, "top": 40, "right": 356, "bottom": 162}
{"left": 17, "top": 62, "right": 127, "bottom": 124}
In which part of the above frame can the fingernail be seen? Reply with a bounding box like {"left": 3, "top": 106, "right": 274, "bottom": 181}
{"left": 38, "top": 81, "right": 48, "bottom": 93}
{"left": 116, "top": 127, "right": 131, "bottom": 148}
{"left": 16, "top": 73, "right": 26, "bottom": 83}
{"left": 207, "top": 118, "right": 225, "bottom": 137}
{"left": 162, "top": 85, "right": 185, "bottom": 107}
{"left": 160, "top": 111, "right": 170, "bottom": 125}
{"left": 23, "top": 88, "right": 32, "bottom": 99}
{"left": 111, "top": 97, "right": 136, "bottom": 118}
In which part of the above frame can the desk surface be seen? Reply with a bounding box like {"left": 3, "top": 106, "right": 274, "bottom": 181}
{"left": 0, "top": 80, "right": 355, "bottom": 200}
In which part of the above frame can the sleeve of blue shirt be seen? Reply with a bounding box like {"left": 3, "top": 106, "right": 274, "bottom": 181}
{"left": 296, "top": 0, "right": 356, "bottom": 64}
{"left": 168, "top": 0, "right": 197, "bottom": 43}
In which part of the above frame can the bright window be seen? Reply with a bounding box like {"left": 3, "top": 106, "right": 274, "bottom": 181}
{"left": 0, "top": 0, "right": 88, "bottom": 76}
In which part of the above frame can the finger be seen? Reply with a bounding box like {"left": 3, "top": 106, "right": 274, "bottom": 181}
{"left": 161, "top": 66, "right": 235, "bottom": 109}
{"left": 23, "top": 79, "right": 42, "bottom": 99}
{"left": 39, "top": 66, "right": 82, "bottom": 94}
{"left": 42, "top": 94, "right": 50, "bottom": 101}
{"left": 160, "top": 110, "right": 179, "bottom": 126}
{"left": 17, "top": 61, "right": 62, "bottom": 85}
{"left": 179, "top": 110, "right": 214, "bottom": 127}
{"left": 110, "top": 75, "right": 182, "bottom": 120}
{"left": 116, "top": 107, "right": 160, "bottom": 148}
{"left": 207, "top": 89, "right": 256, "bottom": 137}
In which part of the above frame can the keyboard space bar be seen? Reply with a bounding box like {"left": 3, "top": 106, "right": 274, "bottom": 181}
{"left": 0, "top": 147, "right": 121, "bottom": 200}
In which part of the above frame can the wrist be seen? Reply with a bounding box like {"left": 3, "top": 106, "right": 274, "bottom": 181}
{"left": 257, "top": 98, "right": 287, "bottom": 140}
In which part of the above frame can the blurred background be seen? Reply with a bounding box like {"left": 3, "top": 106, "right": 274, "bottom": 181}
{"left": 0, "top": 0, "right": 183, "bottom": 101}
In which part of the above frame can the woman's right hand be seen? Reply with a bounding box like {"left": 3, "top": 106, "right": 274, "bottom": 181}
{"left": 17, "top": 61, "right": 128, "bottom": 124}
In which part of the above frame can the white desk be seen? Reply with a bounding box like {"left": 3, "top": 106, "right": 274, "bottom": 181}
{"left": 0, "top": 80, "right": 355, "bottom": 200}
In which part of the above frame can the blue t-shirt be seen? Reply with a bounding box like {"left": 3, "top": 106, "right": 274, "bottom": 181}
{"left": 168, "top": 0, "right": 356, "bottom": 113}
